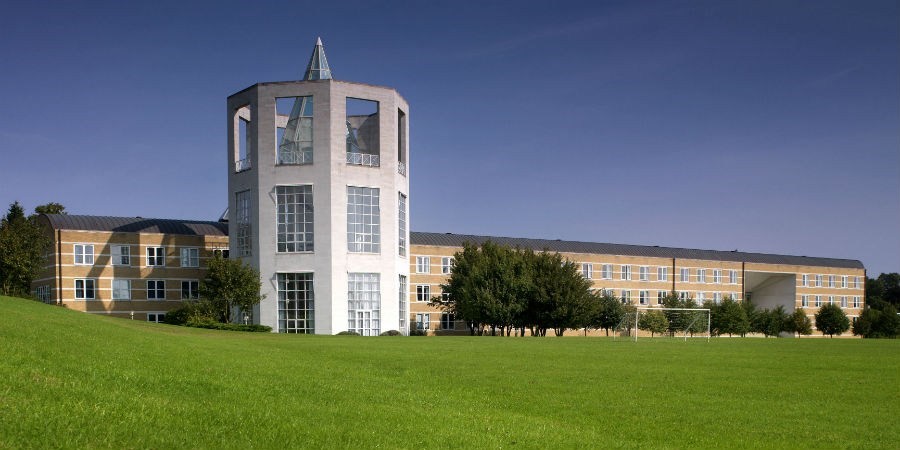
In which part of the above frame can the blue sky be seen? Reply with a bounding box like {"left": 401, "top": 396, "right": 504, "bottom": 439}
{"left": 1, "top": 0, "right": 897, "bottom": 275}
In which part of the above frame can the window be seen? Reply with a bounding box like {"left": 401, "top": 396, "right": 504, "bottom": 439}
{"left": 74, "top": 244, "right": 94, "bottom": 265}
{"left": 147, "top": 313, "right": 166, "bottom": 323}
{"left": 346, "top": 98, "right": 380, "bottom": 167}
{"left": 112, "top": 279, "right": 131, "bottom": 300}
{"left": 582, "top": 263, "right": 593, "bottom": 279}
{"left": 657, "top": 267, "right": 668, "bottom": 282}
{"left": 235, "top": 190, "right": 252, "bottom": 256}
{"left": 815, "top": 275, "right": 823, "bottom": 287}
{"left": 233, "top": 104, "right": 252, "bottom": 172}
{"left": 621, "top": 265, "right": 632, "bottom": 281}
{"left": 399, "top": 275, "right": 408, "bottom": 333}
{"left": 657, "top": 291, "right": 666, "bottom": 305}
{"left": 181, "top": 281, "right": 199, "bottom": 300}
{"left": 441, "top": 257, "right": 453, "bottom": 275}
{"left": 440, "top": 313, "right": 455, "bottom": 330}
{"left": 713, "top": 269, "right": 721, "bottom": 284}
{"left": 147, "top": 280, "right": 165, "bottom": 300}
{"left": 840, "top": 296, "right": 847, "bottom": 308}
{"left": 828, "top": 275, "right": 835, "bottom": 288}
{"left": 180, "top": 248, "right": 200, "bottom": 267}
{"left": 829, "top": 295, "right": 835, "bottom": 305}
{"left": 398, "top": 109, "right": 407, "bottom": 176}
{"left": 276, "top": 185, "right": 314, "bottom": 252}
{"left": 347, "top": 186, "right": 380, "bottom": 253}
{"left": 415, "top": 313, "right": 430, "bottom": 331}
{"left": 697, "top": 292, "right": 706, "bottom": 302}
{"left": 111, "top": 245, "right": 130, "bottom": 266}
{"left": 620, "top": 290, "right": 631, "bottom": 304}
{"left": 601, "top": 264, "right": 612, "bottom": 280}
{"left": 347, "top": 273, "right": 380, "bottom": 336}
{"left": 814, "top": 295, "right": 822, "bottom": 307}
{"left": 680, "top": 268, "right": 690, "bottom": 283}
{"left": 35, "top": 285, "right": 51, "bottom": 303}
{"left": 277, "top": 273, "right": 314, "bottom": 333}
{"left": 729, "top": 270, "right": 738, "bottom": 285}
{"left": 801, "top": 295, "right": 809, "bottom": 307}
{"left": 275, "top": 96, "right": 313, "bottom": 165}
{"left": 416, "top": 285, "right": 430, "bottom": 302}
{"left": 854, "top": 277, "right": 861, "bottom": 289}
{"left": 416, "top": 256, "right": 430, "bottom": 274}
{"left": 74, "top": 279, "right": 95, "bottom": 300}
{"left": 801, "top": 274, "right": 809, "bottom": 287}
{"left": 853, "top": 296, "right": 860, "bottom": 308}
{"left": 398, "top": 193, "right": 407, "bottom": 256}
{"left": 214, "top": 249, "right": 230, "bottom": 259}
{"left": 639, "top": 266, "right": 648, "bottom": 281}
{"left": 697, "top": 269, "right": 707, "bottom": 283}
{"left": 639, "top": 290, "right": 648, "bottom": 305}
{"left": 146, "top": 247, "right": 165, "bottom": 266}
{"left": 713, "top": 292, "right": 722, "bottom": 304}
{"left": 841, "top": 276, "right": 848, "bottom": 288}
{"left": 678, "top": 291, "right": 690, "bottom": 301}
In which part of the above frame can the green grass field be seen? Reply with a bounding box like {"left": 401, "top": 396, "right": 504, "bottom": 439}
{"left": 1, "top": 296, "right": 897, "bottom": 449}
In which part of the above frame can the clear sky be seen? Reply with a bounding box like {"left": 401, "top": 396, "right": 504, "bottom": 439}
{"left": 1, "top": 0, "right": 897, "bottom": 275}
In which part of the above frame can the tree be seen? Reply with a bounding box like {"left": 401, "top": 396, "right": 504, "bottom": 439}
{"left": 528, "top": 250, "right": 593, "bottom": 336}
{"left": 33, "top": 203, "right": 66, "bottom": 215}
{"left": 866, "top": 273, "right": 900, "bottom": 310}
{"left": 718, "top": 297, "right": 750, "bottom": 337}
{"left": 638, "top": 309, "right": 669, "bottom": 337}
{"left": 199, "top": 253, "right": 265, "bottom": 323}
{"left": 814, "top": 303, "right": 850, "bottom": 338}
{"left": 853, "top": 305, "right": 900, "bottom": 338}
{"left": 785, "top": 308, "right": 813, "bottom": 337}
{"left": 592, "top": 291, "right": 626, "bottom": 336}
{"left": 761, "top": 305, "right": 788, "bottom": 338}
{"left": 0, "top": 202, "right": 52, "bottom": 296}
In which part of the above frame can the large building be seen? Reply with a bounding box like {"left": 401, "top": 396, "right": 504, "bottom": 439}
{"left": 29, "top": 39, "right": 867, "bottom": 334}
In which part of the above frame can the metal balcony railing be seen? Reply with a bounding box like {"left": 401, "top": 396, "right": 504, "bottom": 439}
{"left": 346, "top": 152, "right": 380, "bottom": 167}
{"left": 235, "top": 157, "right": 251, "bottom": 173}
{"left": 397, "top": 162, "right": 406, "bottom": 176}
{"left": 278, "top": 150, "right": 313, "bottom": 165}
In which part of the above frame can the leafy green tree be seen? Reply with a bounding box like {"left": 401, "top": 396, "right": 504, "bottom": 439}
{"left": 592, "top": 291, "right": 626, "bottom": 336}
{"left": 761, "top": 305, "right": 788, "bottom": 338}
{"left": 814, "top": 303, "right": 850, "bottom": 338}
{"left": 717, "top": 297, "right": 750, "bottom": 337}
{"left": 638, "top": 309, "right": 669, "bottom": 337}
{"left": 785, "top": 308, "right": 813, "bottom": 337}
{"left": 199, "top": 253, "right": 265, "bottom": 323}
{"left": 528, "top": 250, "right": 593, "bottom": 336}
{"left": 0, "top": 202, "right": 52, "bottom": 296}
{"left": 33, "top": 203, "right": 66, "bottom": 215}
{"left": 866, "top": 273, "right": 900, "bottom": 310}
{"left": 853, "top": 305, "right": 900, "bottom": 338}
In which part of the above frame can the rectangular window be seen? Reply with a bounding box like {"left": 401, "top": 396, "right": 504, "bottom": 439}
{"left": 398, "top": 109, "right": 407, "bottom": 176}
{"left": 829, "top": 295, "right": 835, "bottom": 305}
{"left": 416, "top": 285, "right": 430, "bottom": 302}
{"left": 416, "top": 313, "right": 430, "bottom": 331}
{"left": 680, "top": 268, "right": 690, "bottom": 283}
{"left": 147, "top": 280, "right": 165, "bottom": 300}
{"left": 601, "top": 264, "right": 612, "bottom": 280}
{"left": 416, "top": 256, "right": 430, "bottom": 274}
{"left": 657, "top": 267, "right": 668, "bottom": 282}
{"left": 621, "top": 265, "right": 632, "bottom": 281}
{"left": 698, "top": 269, "right": 707, "bottom": 283}
{"left": 35, "top": 285, "right": 51, "bottom": 303}
{"left": 582, "top": 263, "right": 593, "bottom": 279}
{"left": 697, "top": 292, "right": 706, "bottom": 302}
{"left": 181, "top": 281, "right": 199, "bottom": 300}
{"left": 730, "top": 270, "right": 738, "bottom": 285}
{"left": 146, "top": 247, "right": 165, "bottom": 266}
{"left": 235, "top": 190, "right": 252, "bottom": 256}
{"left": 74, "top": 279, "right": 96, "bottom": 300}
{"left": 801, "top": 274, "right": 809, "bottom": 287}
{"left": 801, "top": 295, "right": 809, "bottom": 307}
{"left": 277, "top": 273, "right": 315, "bottom": 333}
{"left": 713, "top": 292, "right": 722, "bottom": 303}
{"left": 147, "top": 313, "right": 166, "bottom": 323}
{"left": 112, "top": 279, "right": 131, "bottom": 300}
{"left": 713, "top": 269, "right": 721, "bottom": 284}
{"left": 275, "top": 96, "right": 313, "bottom": 165}
{"left": 398, "top": 193, "right": 407, "bottom": 256}
{"left": 234, "top": 104, "right": 252, "bottom": 172}
{"left": 620, "top": 290, "right": 631, "bottom": 304}
{"left": 276, "top": 185, "right": 314, "bottom": 252}
{"left": 399, "top": 275, "right": 408, "bottom": 334}
{"left": 828, "top": 275, "right": 835, "bottom": 288}
{"left": 679, "top": 291, "right": 689, "bottom": 301}
{"left": 815, "top": 295, "right": 822, "bottom": 307}
{"left": 639, "top": 290, "right": 648, "bottom": 305}
{"left": 440, "top": 313, "right": 455, "bottom": 330}
{"left": 853, "top": 296, "right": 860, "bottom": 308}
{"left": 180, "top": 247, "right": 200, "bottom": 267}
{"left": 347, "top": 273, "right": 380, "bottom": 336}
{"left": 840, "top": 296, "right": 847, "bottom": 308}
{"left": 854, "top": 277, "right": 861, "bottom": 289}
{"left": 441, "top": 257, "right": 453, "bottom": 275}
{"left": 347, "top": 186, "right": 380, "bottom": 253}
{"left": 74, "top": 244, "right": 94, "bottom": 265}
{"left": 346, "top": 98, "right": 380, "bottom": 167}
{"left": 639, "top": 266, "right": 648, "bottom": 281}
{"left": 657, "top": 291, "right": 666, "bottom": 305}
{"left": 841, "top": 276, "right": 848, "bottom": 288}
{"left": 111, "top": 245, "right": 130, "bottom": 266}
{"left": 815, "top": 275, "right": 822, "bottom": 287}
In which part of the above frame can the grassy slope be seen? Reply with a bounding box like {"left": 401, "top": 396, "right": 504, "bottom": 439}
{"left": 1, "top": 296, "right": 897, "bottom": 449}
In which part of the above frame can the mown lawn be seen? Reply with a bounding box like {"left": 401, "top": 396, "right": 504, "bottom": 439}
{"left": 1, "top": 296, "right": 897, "bottom": 449}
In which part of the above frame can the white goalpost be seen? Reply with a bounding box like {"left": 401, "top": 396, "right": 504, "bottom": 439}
{"left": 615, "top": 307, "right": 711, "bottom": 342}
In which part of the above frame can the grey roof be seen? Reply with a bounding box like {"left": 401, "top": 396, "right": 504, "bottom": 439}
{"left": 410, "top": 232, "right": 864, "bottom": 270}
{"left": 43, "top": 214, "right": 227, "bottom": 237}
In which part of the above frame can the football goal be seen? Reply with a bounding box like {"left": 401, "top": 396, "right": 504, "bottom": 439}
{"left": 615, "top": 307, "right": 711, "bottom": 342}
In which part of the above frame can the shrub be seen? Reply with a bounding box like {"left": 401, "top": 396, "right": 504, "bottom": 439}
{"left": 164, "top": 300, "right": 218, "bottom": 325}
{"left": 379, "top": 330, "right": 402, "bottom": 336}
{"left": 184, "top": 321, "right": 272, "bottom": 332}
{"left": 336, "top": 331, "right": 360, "bottom": 336}
{"left": 408, "top": 329, "right": 427, "bottom": 336}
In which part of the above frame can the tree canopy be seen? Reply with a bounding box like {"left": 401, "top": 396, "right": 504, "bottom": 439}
{"left": 199, "top": 253, "right": 265, "bottom": 323}
{"left": 0, "top": 202, "right": 52, "bottom": 296}
{"left": 815, "top": 303, "right": 850, "bottom": 338}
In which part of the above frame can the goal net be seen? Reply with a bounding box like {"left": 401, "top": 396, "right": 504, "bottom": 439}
{"left": 615, "top": 307, "right": 711, "bottom": 341}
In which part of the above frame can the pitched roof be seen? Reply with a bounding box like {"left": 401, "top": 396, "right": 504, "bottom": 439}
{"left": 410, "top": 232, "right": 864, "bottom": 270}
{"left": 42, "top": 214, "right": 227, "bottom": 237}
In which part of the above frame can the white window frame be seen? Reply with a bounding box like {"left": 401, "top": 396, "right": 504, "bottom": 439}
{"left": 697, "top": 269, "right": 707, "bottom": 283}
{"left": 680, "top": 268, "right": 689, "bottom": 283}
{"left": 620, "top": 290, "right": 631, "bottom": 304}
{"left": 398, "top": 193, "right": 407, "bottom": 257}
{"left": 147, "top": 280, "right": 165, "bottom": 300}
{"left": 639, "top": 266, "right": 648, "bottom": 281}
{"left": 828, "top": 275, "right": 835, "bottom": 288}
{"left": 841, "top": 276, "right": 848, "bottom": 288}
{"left": 601, "top": 264, "right": 612, "bottom": 280}
{"left": 146, "top": 247, "right": 165, "bottom": 267}
{"left": 74, "top": 279, "right": 96, "bottom": 300}
{"left": 815, "top": 275, "right": 823, "bottom": 287}
{"left": 415, "top": 313, "right": 430, "bottom": 331}
{"left": 840, "top": 296, "right": 847, "bottom": 308}
{"left": 112, "top": 279, "right": 131, "bottom": 300}
{"left": 416, "top": 256, "right": 430, "bottom": 274}
{"left": 729, "top": 270, "right": 738, "bottom": 285}
{"left": 111, "top": 245, "right": 130, "bottom": 266}
{"left": 74, "top": 244, "right": 94, "bottom": 265}
{"left": 656, "top": 291, "right": 666, "bottom": 305}
{"left": 853, "top": 296, "right": 860, "bottom": 308}
{"left": 814, "top": 295, "right": 822, "bottom": 307}
{"left": 180, "top": 247, "right": 200, "bottom": 268}
{"left": 657, "top": 267, "right": 668, "bottom": 282}
{"left": 147, "top": 313, "right": 166, "bottom": 323}
{"left": 441, "top": 257, "right": 453, "bottom": 275}
{"left": 621, "top": 265, "right": 632, "bottom": 281}
{"left": 181, "top": 280, "right": 200, "bottom": 300}
{"left": 801, "top": 295, "right": 809, "bottom": 307}
{"left": 416, "top": 285, "right": 430, "bottom": 302}
{"left": 801, "top": 274, "right": 809, "bottom": 287}
{"left": 639, "top": 290, "right": 648, "bottom": 305}
{"left": 713, "top": 269, "right": 721, "bottom": 284}
{"left": 347, "top": 186, "right": 381, "bottom": 253}
{"left": 440, "top": 312, "right": 455, "bottom": 330}
{"left": 582, "top": 263, "right": 593, "bottom": 279}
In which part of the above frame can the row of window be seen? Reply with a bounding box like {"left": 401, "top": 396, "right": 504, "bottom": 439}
{"left": 800, "top": 295, "right": 861, "bottom": 309}
{"left": 72, "top": 279, "right": 199, "bottom": 301}
{"left": 414, "top": 312, "right": 456, "bottom": 331}
{"left": 414, "top": 256, "right": 453, "bottom": 274}
{"left": 235, "top": 187, "right": 408, "bottom": 258}
{"left": 73, "top": 245, "right": 202, "bottom": 268}
{"left": 580, "top": 263, "right": 742, "bottom": 284}
{"left": 800, "top": 274, "right": 862, "bottom": 289}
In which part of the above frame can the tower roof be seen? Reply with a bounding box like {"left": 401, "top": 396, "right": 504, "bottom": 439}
{"left": 304, "top": 37, "right": 332, "bottom": 80}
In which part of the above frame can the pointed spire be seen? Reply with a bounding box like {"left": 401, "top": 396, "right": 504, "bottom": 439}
{"left": 304, "top": 37, "right": 332, "bottom": 80}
